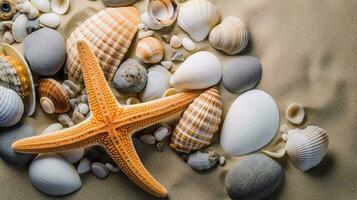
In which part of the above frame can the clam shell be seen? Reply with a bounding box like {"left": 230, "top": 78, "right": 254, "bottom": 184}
{"left": 0, "top": 0, "right": 16, "bottom": 20}
{"left": 170, "top": 88, "right": 223, "bottom": 153}
{"left": 285, "top": 126, "right": 328, "bottom": 171}
{"left": 148, "top": 0, "right": 178, "bottom": 27}
{"left": 51, "top": 0, "right": 69, "bottom": 15}
{"left": 169, "top": 51, "right": 221, "bottom": 89}
{"left": 209, "top": 17, "right": 249, "bottom": 54}
{"left": 31, "top": 0, "right": 50, "bottom": 13}
{"left": 135, "top": 37, "right": 164, "bottom": 64}
{"left": 285, "top": 103, "right": 305, "bottom": 125}
{"left": 12, "top": 14, "right": 28, "bottom": 42}
{"left": 29, "top": 154, "right": 82, "bottom": 196}
{"left": 66, "top": 7, "right": 140, "bottom": 83}
{"left": 38, "top": 78, "right": 70, "bottom": 114}
{"left": 220, "top": 90, "right": 280, "bottom": 156}
{"left": 39, "top": 13, "right": 60, "bottom": 28}
{"left": 0, "top": 86, "right": 24, "bottom": 127}
{"left": 177, "top": 0, "right": 220, "bottom": 42}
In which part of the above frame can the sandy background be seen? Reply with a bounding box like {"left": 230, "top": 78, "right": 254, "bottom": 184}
{"left": 0, "top": 0, "right": 357, "bottom": 199}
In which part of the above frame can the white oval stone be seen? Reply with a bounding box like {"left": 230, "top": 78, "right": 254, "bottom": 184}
{"left": 182, "top": 37, "right": 196, "bottom": 51}
{"left": 39, "top": 13, "right": 60, "bottom": 28}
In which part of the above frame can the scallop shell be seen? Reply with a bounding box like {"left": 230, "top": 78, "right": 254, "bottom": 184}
{"left": 285, "top": 126, "right": 328, "bottom": 171}
{"left": 285, "top": 103, "right": 305, "bottom": 125}
{"left": 0, "top": 86, "right": 24, "bottom": 127}
{"left": 66, "top": 7, "right": 140, "bottom": 83}
{"left": 177, "top": 0, "right": 220, "bottom": 42}
{"left": 31, "top": 0, "right": 50, "bottom": 13}
{"left": 170, "top": 88, "right": 223, "bottom": 153}
{"left": 169, "top": 51, "right": 221, "bottom": 89}
{"left": 12, "top": 14, "right": 28, "bottom": 42}
{"left": 209, "top": 16, "right": 249, "bottom": 54}
{"left": 135, "top": 37, "right": 164, "bottom": 64}
{"left": 38, "top": 78, "right": 70, "bottom": 114}
{"left": 0, "top": 0, "right": 16, "bottom": 20}
{"left": 51, "top": 0, "right": 69, "bottom": 15}
{"left": 148, "top": 0, "right": 178, "bottom": 27}
{"left": 220, "top": 90, "right": 280, "bottom": 156}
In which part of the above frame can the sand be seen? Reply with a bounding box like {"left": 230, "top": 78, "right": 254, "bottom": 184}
{"left": 1, "top": 0, "right": 357, "bottom": 199}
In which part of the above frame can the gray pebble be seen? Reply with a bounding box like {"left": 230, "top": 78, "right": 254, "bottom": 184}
{"left": 77, "top": 158, "right": 91, "bottom": 174}
{"left": 113, "top": 59, "right": 147, "bottom": 93}
{"left": 91, "top": 162, "right": 109, "bottom": 179}
{"left": 187, "top": 151, "right": 217, "bottom": 171}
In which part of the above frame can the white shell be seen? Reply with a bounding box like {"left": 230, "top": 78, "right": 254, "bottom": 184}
{"left": 141, "top": 12, "right": 163, "bottom": 30}
{"left": 285, "top": 126, "right": 328, "bottom": 171}
{"left": 60, "top": 148, "right": 85, "bottom": 164}
{"left": 39, "top": 13, "right": 61, "bottom": 28}
{"left": 209, "top": 16, "right": 249, "bottom": 54}
{"left": 16, "top": 1, "right": 39, "bottom": 19}
{"left": 29, "top": 154, "right": 82, "bottom": 196}
{"left": 177, "top": 0, "right": 220, "bottom": 42}
{"left": 148, "top": 0, "right": 178, "bottom": 27}
{"left": 51, "top": 0, "right": 69, "bottom": 15}
{"left": 12, "top": 14, "right": 28, "bottom": 42}
{"left": 31, "top": 0, "right": 51, "bottom": 13}
{"left": 3, "top": 31, "right": 15, "bottom": 44}
{"left": 220, "top": 90, "right": 280, "bottom": 156}
{"left": 139, "top": 65, "right": 171, "bottom": 102}
{"left": 285, "top": 103, "right": 305, "bottom": 125}
{"left": 77, "top": 158, "right": 91, "bottom": 174}
{"left": 170, "top": 35, "right": 182, "bottom": 48}
{"left": 0, "top": 86, "right": 24, "bottom": 127}
{"left": 182, "top": 37, "right": 196, "bottom": 51}
{"left": 170, "top": 51, "right": 221, "bottom": 89}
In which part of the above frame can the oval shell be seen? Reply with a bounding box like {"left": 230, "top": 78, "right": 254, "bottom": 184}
{"left": 285, "top": 103, "right": 305, "bottom": 125}
{"left": 135, "top": 37, "right": 164, "bottom": 64}
{"left": 170, "top": 88, "right": 223, "bottom": 153}
{"left": 39, "top": 13, "right": 61, "bottom": 28}
{"left": 0, "top": 86, "right": 24, "bottom": 127}
{"left": 31, "top": 0, "right": 50, "bottom": 13}
{"left": 148, "top": 0, "right": 178, "bottom": 27}
{"left": 12, "top": 14, "right": 28, "bottom": 42}
{"left": 51, "top": 0, "right": 69, "bottom": 15}
{"left": 38, "top": 78, "right": 70, "bottom": 114}
{"left": 0, "top": 0, "right": 16, "bottom": 20}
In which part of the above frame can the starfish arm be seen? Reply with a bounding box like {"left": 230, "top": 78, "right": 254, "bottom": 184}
{"left": 105, "top": 131, "right": 167, "bottom": 197}
{"left": 77, "top": 40, "right": 121, "bottom": 122}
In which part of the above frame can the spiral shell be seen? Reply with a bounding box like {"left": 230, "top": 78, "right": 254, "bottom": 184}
{"left": 135, "top": 37, "right": 164, "bottom": 64}
{"left": 170, "top": 88, "right": 223, "bottom": 153}
{"left": 38, "top": 78, "right": 70, "bottom": 114}
{"left": 0, "top": 86, "right": 24, "bottom": 127}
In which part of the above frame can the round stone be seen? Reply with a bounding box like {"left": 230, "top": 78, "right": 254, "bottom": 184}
{"left": 225, "top": 154, "right": 283, "bottom": 200}
{"left": 223, "top": 56, "right": 262, "bottom": 93}
{"left": 113, "top": 59, "right": 147, "bottom": 93}
{"left": 23, "top": 28, "right": 66, "bottom": 76}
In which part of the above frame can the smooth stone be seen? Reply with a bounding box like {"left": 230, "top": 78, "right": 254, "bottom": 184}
{"left": 42, "top": 123, "right": 63, "bottom": 134}
{"left": 226, "top": 154, "right": 283, "bottom": 200}
{"left": 223, "top": 56, "right": 262, "bottom": 93}
{"left": 58, "top": 114, "right": 72, "bottom": 125}
{"left": 63, "top": 80, "right": 81, "bottom": 94}
{"left": 113, "top": 59, "right": 147, "bottom": 93}
{"left": 219, "top": 156, "right": 226, "bottom": 165}
{"left": 170, "top": 35, "right": 182, "bottom": 49}
{"left": 182, "top": 37, "right": 196, "bottom": 51}
{"left": 23, "top": 28, "right": 66, "bottom": 76}
{"left": 156, "top": 141, "right": 164, "bottom": 152}
{"left": 60, "top": 148, "right": 85, "bottom": 164}
{"left": 39, "top": 13, "right": 60, "bottom": 28}
{"left": 0, "top": 123, "right": 37, "bottom": 166}
{"left": 72, "top": 111, "right": 85, "bottom": 124}
{"left": 91, "top": 162, "right": 109, "bottom": 179}
{"left": 78, "top": 103, "right": 89, "bottom": 115}
{"left": 140, "top": 134, "right": 156, "bottom": 145}
{"left": 105, "top": 163, "right": 119, "bottom": 172}
{"left": 154, "top": 126, "right": 171, "bottom": 141}
{"left": 102, "top": 0, "right": 138, "bottom": 7}
{"left": 77, "top": 158, "right": 91, "bottom": 174}
{"left": 187, "top": 151, "right": 217, "bottom": 171}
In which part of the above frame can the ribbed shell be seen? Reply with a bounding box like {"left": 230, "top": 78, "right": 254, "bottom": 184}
{"left": 286, "top": 126, "right": 329, "bottom": 171}
{"left": 38, "top": 78, "right": 70, "bottom": 114}
{"left": 66, "top": 7, "right": 140, "bottom": 83}
{"left": 170, "top": 88, "right": 223, "bottom": 153}
{"left": 135, "top": 37, "right": 164, "bottom": 64}
{"left": 0, "top": 86, "right": 24, "bottom": 127}
{"left": 209, "top": 17, "right": 249, "bottom": 55}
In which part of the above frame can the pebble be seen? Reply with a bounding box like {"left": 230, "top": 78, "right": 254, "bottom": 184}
{"left": 58, "top": 114, "right": 73, "bottom": 127}
{"left": 170, "top": 35, "right": 182, "bottom": 48}
{"left": 62, "top": 84, "right": 75, "bottom": 98}
{"left": 126, "top": 97, "right": 140, "bottom": 105}
{"left": 105, "top": 163, "right": 120, "bottom": 172}
{"left": 160, "top": 61, "right": 173, "bottom": 70}
{"left": 26, "top": 19, "right": 40, "bottom": 34}
{"left": 187, "top": 151, "right": 217, "bottom": 170}
{"left": 156, "top": 142, "right": 164, "bottom": 152}
{"left": 161, "top": 34, "right": 170, "bottom": 43}
{"left": 170, "top": 50, "right": 185, "bottom": 62}
{"left": 77, "top": 158, "right": 91, "bottom": 174}
{"left": 60, "top": 148, "right": 85, "bottom": 164}
{"left": 91, "top": 162, "right": 109, "bottom": 179}
{"left": 80, "top": 95, "right": 88, "bottom": 104}
{"left": 78, "top": 103, "right": 89, "bottom": 115}
{"left": 138, "top": 30, "right": 154, "bottom": 39}
{"left": 69, "top": 98, "right": 79, "bottom": 110}
{"left": 154, "top": 126, "right": 171, "bottom": 141}
{"left": 72, "top": 111, "right": 85, "bottom": 124}
{"left": 182, "top": 37, "right": 196, "bottom": 51}
{"left": 42, "top": 123, "right": 63, "bottom": 134}
{"left": 3, "top": 31, "right": 14, "bottom": 44}
{"left": 39, "top": 13, "right": 60, "bottom": 28}
{"left": 63, "top": 80, "right": 81, "bottom": 94}
{"left": 219, "top": 156, "right": 226, "bottom": 165}
{"left": 139, "top": 134, "right": 156, "bottom": 145}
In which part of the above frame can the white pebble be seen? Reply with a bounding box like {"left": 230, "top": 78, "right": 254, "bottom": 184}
{"left": 160, "top": 61, "right": 173, "bottom": 70}
{"left": 170, "top": 35, "right": 182, "bottom": 48}
{"left": 154, "top": 126, "right": 171, "bottom": 141}
{"left": 78, "top": 103, "right": 89, "bottom": 115}
{"left": 60, "top": 148, "right": 85, "bottom": 164}
{"left": 182, "top": 37, "right": 196, "bottom": 51}
{"left": 58, "top": 114, "right": 72, "bottom": 125}
{"left": 138, "top": 30, "right": 154, "bottom": 39}
{"left": 219, "top": 156, "right": 226, "bottom": 165}
{"left": 105, "top": 163, "right": 120, "bottom": 172}
{"left": 77, "top": 158, "right": 91, "bottom": 174}
{"left": 140, "top": 134, "right": 155, "bottom": 145}
{"left": 42, "top": 123, "right": 63, "bottom": 134}
{"left": 39, "top": 13, "right": 60, "bottom": 28}
{"left": 63, "top": 80, "right": 81, "bottom": 94}
{"left": 91, "top": 162, "right": 109, "bottom": 179}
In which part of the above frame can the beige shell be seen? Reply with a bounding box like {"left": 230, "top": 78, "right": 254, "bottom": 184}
{"left": 209, "top": 16, "right": 249, "bottom": 55}
{"left": 66, "top": 7, "right": 140, "bottom": 83}
{"left": 170, "top": 87, "right": 223, "bottom": 153}
{"left": 135, "top": 37, "right": 164, "bottom": 64}
{"left": 148, "top": 0, "right": 178, "bottom": 27}
{"left": 285, "top": 103, "right": 305, "bottom": 125}
{"left": 51, "top": 0, "right": 69, "bottom": 15}
{"left": 38, "top": 78, "right": 70, "bottom": 114}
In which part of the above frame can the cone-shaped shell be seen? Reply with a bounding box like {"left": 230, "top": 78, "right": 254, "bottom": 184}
{"left": 0, "top": 86, "right": 24, "bottom": 127}
{"left": 177, "top": 0, "right": 220, "bottom": 42}
{"left": 285, "top": 126, "right": 329, "bottom": 171}
{"left": 38, "top": 78, "right": 70, "bottom": 114}
{"left": 209, "top": 17, "right": 249, "bottom": 55}
{"left": 135, "top": 37, "right": 164, "bottom": 64}
{"left": 66, "top": 7, "right": 140, "bottom": 83}
{"left": 170, "top": 88, "right": 223, "bottom": 153}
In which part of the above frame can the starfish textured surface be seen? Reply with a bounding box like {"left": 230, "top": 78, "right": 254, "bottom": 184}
{"left": 12, "top": 41, "right": 200, "bottom": 197}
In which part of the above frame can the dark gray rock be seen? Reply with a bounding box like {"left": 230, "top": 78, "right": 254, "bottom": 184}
{"left": 225, "top": 154, "right": 283, "bottom": 200}
{"left": 223, "top": 56, "right": 262, "bottom": 93}
{"left": 23, "top": 28, "right": 66, "bottom": 76}
{"left": 0, "top": 123, "right": 37, "bottom": 166}
{"left": 102, "top": 0, "right": 138, "bottom": 7}
{"left": 113, "top": 59, "right": 147, "bottom": 93}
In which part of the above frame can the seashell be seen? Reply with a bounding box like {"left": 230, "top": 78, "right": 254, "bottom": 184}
{"left": 162, "top": 87, "right": 178, "bottom": 97}
{"left": 170, "top": 51, "right": 221, "bottom": 89}
{"left": 160, "top": 60, "right": 172, "bottom": 70}
{"left": 141, "top": 11, "right": 163, "bottom": 30}
{"left": 0, "top": 43, "right": 36, "bottom": 116}
{"left": 16, "top": 1, "right": 39, "bottom": 19}
{"left": 182, "top": 37, "right": 195, "bottom": 51}
{"left": 91, "top": 162, "right": 109, "bottom": 179}
{"left": 105, "top": 163, "right": 120, "bottom": 172}
{"left": 169, "top": 35, "right": 182, "bottom": 48}
{"left": 58, "top": 113, "right": 72, "bottom": 126}
{"left": 78, "top": 103, "right": 89, "bottom": 115}
{"left": 285, "top": 103, "right": 305, "bottom": 125}
{"left": 220, "top": 90, "right": 280, "bottom": 156}
{"left": 42, "top": 123, "right": 63, "bottom": 134}
{"left": 0, "top": 20, "right": 13, "bottom": 31}
{"left": 31, "top": 0, "right": 50, "bottom": 13}
{"left": 187, "top": 151, "right": 217, "bottom": 170}
{"left": 209, "top": 17, "right": 249, "bottom": 54}
{"left": 170, "top": 88, "right": 223, "bottom": 153}
{"left": 139, "top": 65, "right": 171, "bottom": 102}
{"left": 126, "top": 96, "right": 140, "bottom": 105}
{"left": 219, "top": 156, "right": 225, "bottom": 165}
{"left": 66, "top": 7, "right": 140, "bottom": 83}
{"left": 60, "top": 148, "right": 85, "bottom": 164}
{"left": 3, "top": 30, "right": 14, "bottom": 44}
{"left": 38, "top": 78, "right": 70, "bottom": 114}
{"left": 51, "top": 0, "right": 69, "bottom": 15}
{"left": 0, "top": 0, "right": 16, "bottom": 20}
{"left": 170, "top": 50, "right": 185, "bottom": 62}
{"left": 26, "top": 18, "right": 40, "bottom": 33}
{"left": 72, "top": 110, "right": 85, "bottom": 124}
{"left": 138, "top": 23, "right": 148, "bottom": 31}
{"left": 0, "top": 86, "right": 24, "bottom": 127}
{"left": 177, "top": 0, "right": 220, "bottom": 42}
{"left": 12, "top": 14, "right": 28, "bottom": 42}
{"left": 161, "top": 34, "right": 170, "bottom": 43}
{"left": 148, "top": 0, "right": 178, "bottom": 27}
{"left": 77, "top": 158, "right": 91, "bottom": 174}
{"left": 102, "top": 0, "right": 138, "bottom": 7}
{"left": 285, "top": 126, "right": 328, "bottom": 171}
{"left": 39, "top": 13, "right": 60, "bottom": 28}
{"left": 140, "top": 134, "right": 156, "bottom": 145}
{"left": 63, "top": 80, "right": 81, "bottom": 94}
{"left": 154, "top": 126, "right": 171, "bottom": 141}
{"left": 29, "top": 154, "right": 82, "bottom": 196}
{"left": 135, "top": 37, "right": 164, "bottom": 64}
{"left": 138, "top": 30, "right": 154, "bottom": 39}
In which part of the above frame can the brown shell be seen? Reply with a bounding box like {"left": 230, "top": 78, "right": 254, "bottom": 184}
{"left": 0, "top": 0, "right": 16, "bottom": 20}
{"left": 38, "top": 78, "right": 70, "bottom": 114}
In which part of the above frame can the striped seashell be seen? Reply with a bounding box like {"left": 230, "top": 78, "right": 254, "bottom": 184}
{"left": 66, "top": 7, "right": 140, "bottom": 83}
{"left": 170, "top": 87, "right": 223, "bottom": 153}
{"left": 38, "top": 78, "right": 70, "bottom": 114}
{"left": 0, "top": 86, "right": 24, "bottom": 127}
{"left": 135, "top": 37, "right": 164, "bottom": 64}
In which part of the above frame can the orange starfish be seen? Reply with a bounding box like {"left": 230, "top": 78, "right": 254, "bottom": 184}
{"left": 12, "top": 41, "right": 199, "bottom": 197}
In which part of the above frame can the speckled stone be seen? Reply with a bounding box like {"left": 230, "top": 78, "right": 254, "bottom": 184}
{"left": 113, "top": 59, "right": 147, "bottom": 93}
{"left": 225, "top": 154, "right": 283, "bottom": 200}
{"left": 223, "top": 56, "right": 262, "bottom": 93}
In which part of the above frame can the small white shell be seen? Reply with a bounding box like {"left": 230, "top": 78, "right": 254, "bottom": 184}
{"left": 0, "top": 86, "right": 24, "bottom": 127}
{"left": 16, "top": 1, "right": 39, "bottom": 19}
{"left": 39, "top": 13, "right": 61, "bottom": 28}
{"left": 77, "top": 158, "right": 91, "bottom": 174}
{"left": 58, "top": 113, "right": 72, "bottom": 126}
{"left": 31, "top": 0, "right": 51, "bottom": 13}
{"left": 182, "top": 37, "right": 196, "bottom": 51}
{"left": 160, "top": 60, "right": 173, "bottom": 70}
{"left": 12, "top": 14, "right": 28, "bottom": 42}
{"left": 170, "top": 35, "right": 182, "bottom": 48}
{"left": 91, "top": 162, "right": 109, "bottom": 179}
{"left": 187, "top": 151, "right": 217, "bottom": 170}
{"left": 51, "top": 0, "right": 69, "bottom": 15}
{"left": 285, "top": 103, "right": 305, "bottom": 125}
{"left": 40, "top": 96, "right": 55, "bottom": 114}
{"left": 141, "top": 11, "right": 163, "bottom": 30}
